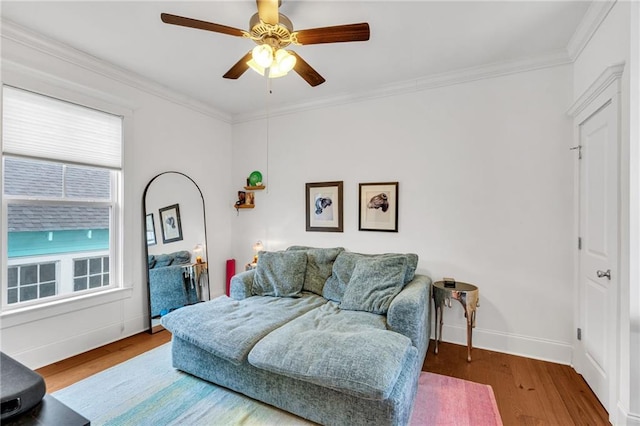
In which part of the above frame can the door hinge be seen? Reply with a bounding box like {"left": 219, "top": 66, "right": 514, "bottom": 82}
{"left": 578, "top": 237, "right": 582, "bottom": 250}
{"left": 577, "top": 328, "right": 582, "bottom": 340}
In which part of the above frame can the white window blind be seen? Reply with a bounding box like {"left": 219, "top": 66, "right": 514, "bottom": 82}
{"left": 2, "top": 86, "right": 122, "bottom": 169}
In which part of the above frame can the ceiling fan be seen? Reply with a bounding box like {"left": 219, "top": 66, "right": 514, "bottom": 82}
{"left": 160, "top": 0, "right": 370, "bottom": 87}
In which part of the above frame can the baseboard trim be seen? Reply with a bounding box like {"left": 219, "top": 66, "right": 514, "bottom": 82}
{"left": 436, "top": 324, "right": 573, "bottom": 365}
{"left": 617, "top": 403, "right": 640, "bottom": 426}
{"left": 12, "top": 315, "right": 148, "bottom": 370}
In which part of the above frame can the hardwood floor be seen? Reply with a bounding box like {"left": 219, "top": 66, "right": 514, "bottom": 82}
{"left": 37, "top": 332, "right": 610, "bottom": 425}
{"left": 36, "top": 330, "right": 171, "bottom": 393}
{"left": 423, "top": 341, "right": 610, "bottom": 425}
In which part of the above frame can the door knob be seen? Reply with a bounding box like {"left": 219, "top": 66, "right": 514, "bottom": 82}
{"left": 596, "top": 269, "right": 611, "bottom": 280}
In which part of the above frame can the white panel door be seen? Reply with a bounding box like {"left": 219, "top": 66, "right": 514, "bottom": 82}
{"left": 577, "top": 98, "right": 618, "bottom": 415}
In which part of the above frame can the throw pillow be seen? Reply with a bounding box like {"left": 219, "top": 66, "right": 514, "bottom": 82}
{"left": 322, "top": 252, "right": 361, "bottom": 302}
{"left": 148, "top": 255, "right": 156, "bottom": 269}
{"left": 323, "top": 251, "right": 419, "bottom": 302}
{"left": 252, "top": 250, "right": 307, "bottom": 297}
{"left": 286, "top": 245, "right": 314, "bottom": 251}
{"left": 287, "top": 246, "right": 345, "bottom": 295}
{"left": 403, "top": 253, "right": 419, "bottom": 283}
{"left": 303, "top": 247, "right": 344, "bottom": 295}
{"left": 154, "top": 254, "right": 173, "bottom": 268}
{"left": 340, "top": 255, "right": 408, "bottom": 315}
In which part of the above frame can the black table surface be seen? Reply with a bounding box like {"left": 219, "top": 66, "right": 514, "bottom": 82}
{"left": 4, "top": 394, "right": 90, "bottom": 426}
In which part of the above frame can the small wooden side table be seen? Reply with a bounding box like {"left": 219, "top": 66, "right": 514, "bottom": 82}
{"left": 433, "top": 280, "right": 479, "bottom": 362}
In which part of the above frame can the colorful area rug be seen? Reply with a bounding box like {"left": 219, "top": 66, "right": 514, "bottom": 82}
{"left": 53, "top": 343, "right": 502, "bottom": 425}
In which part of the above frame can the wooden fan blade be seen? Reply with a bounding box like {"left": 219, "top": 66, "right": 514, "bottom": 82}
{"left": 161, "top": 13, "right": 245, "bottom": 37}
{"left": 291, "top": 52, "right": 325, "bottom": 87}
{"left": 256, "top": 0, "right": 279, "bottom": 25}
{"left": 294, "top": 23, "right": 370, "bottom": 45}
{"left": 223, "top": 51, "right": 253, "bottom": 79}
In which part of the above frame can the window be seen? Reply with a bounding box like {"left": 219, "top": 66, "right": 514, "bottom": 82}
{"left": 74, "top": 256, "right": 110, "bottom": 291}
{"left": 7, "top": 262, "right": 58, "bottom": 304}
{"left": 2, "top": 86, "right": 122, "bottom": 309}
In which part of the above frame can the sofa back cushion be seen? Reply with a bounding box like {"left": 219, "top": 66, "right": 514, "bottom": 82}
{"left": 252, "top": 250, "right": 307, "bottom": 297}
{"left": 287, "top": 246, "right": 344, "bottom": 295}
{"left": 171, "top": 250, "right": 191, "bottom": 265}
{"left": 323, "top": 251, "right": 418, "bottom": 302}
{"left": 340, "top": 255, "right": 408, "bottom": 314}
{"left": 154, "top": 254, "right": 173, "bottom": 268}
{"left": 150, "top": 250, "right": 192, "bottom": 268}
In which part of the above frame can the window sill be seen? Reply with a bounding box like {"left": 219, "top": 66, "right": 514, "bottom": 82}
{"left": 0, "top": 287, "right": 133, "bottom": 329}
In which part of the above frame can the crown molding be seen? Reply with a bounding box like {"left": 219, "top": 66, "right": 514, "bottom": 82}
{"left": 235, "top": 0, "right": 619, "bottom": 124}
{"left": 567, "top": 62, "right": 625, "bottom": 117}
{"left": 566, "top": 0, "right": 617, "bottom": 61}
{"left": 415, "top": 49, "right": 571, "bottom": 87}
{"left": 2, "top": 59, "right": 139, "bottom": 114}
{"left": 2, "top": 0, "right": 607, "bottom": 127}
{"left": 232, "top": 49, "right": 572, "bottom": 123}
{"left": 1, "top": 18, "right": 232, "bottom": 123}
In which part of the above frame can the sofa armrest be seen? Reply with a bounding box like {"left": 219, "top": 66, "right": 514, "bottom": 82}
{"left": 230, "top": 270, "right": 255, "bottom": 300}
{"left": 387, "top": 274, "right": 431, "bottom": 357}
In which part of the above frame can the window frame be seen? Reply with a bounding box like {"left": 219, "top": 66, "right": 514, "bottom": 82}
{"left": 1, "top": 84, "right": 124, "bottom": 312}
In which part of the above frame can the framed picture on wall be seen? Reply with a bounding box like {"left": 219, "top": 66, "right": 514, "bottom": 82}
{"left": 145, "top": 213, "right": 157, "bottom": 246}
{"left": 305, "top": 181, "right": 343, "bottom": 232}
{"left": 359, "top": 182, "right": 399, "bottom": 232}
{"left": 159, "top": 203, "right": 183, "bottom": 243}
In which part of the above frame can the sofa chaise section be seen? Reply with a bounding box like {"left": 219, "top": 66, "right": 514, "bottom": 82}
{"left": 248, "top": 301, "right": 415, "bottom": 400}
{"left": 161, "top": 293, "right": 327, "bottom": 365}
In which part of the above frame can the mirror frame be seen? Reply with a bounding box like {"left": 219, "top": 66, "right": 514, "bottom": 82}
{"left": 142, "top": 171, "right": 209, "bottom": 333}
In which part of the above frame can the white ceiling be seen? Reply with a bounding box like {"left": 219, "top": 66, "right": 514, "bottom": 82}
{"left": 1, "top": 1, "right": 591, "bottom": 120}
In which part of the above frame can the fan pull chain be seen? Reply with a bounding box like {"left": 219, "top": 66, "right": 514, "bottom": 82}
{"left": 265, "top": 75, "right": 271, "bottom": 195}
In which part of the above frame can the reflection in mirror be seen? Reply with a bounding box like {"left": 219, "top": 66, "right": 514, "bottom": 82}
{"left": 143, "top": 172, "right": 210, "bottom": 333}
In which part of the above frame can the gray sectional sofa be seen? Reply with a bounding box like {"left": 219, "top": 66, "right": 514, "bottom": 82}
{"left": 148, "top": 250, "right": 196, "bottom": 317}
{"left": 161, "top": 246, "right": 431, "bottom": 425}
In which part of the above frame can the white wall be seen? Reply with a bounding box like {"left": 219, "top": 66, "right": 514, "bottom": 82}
{"left": 631, "top": 3, "right": 640, "bottom": 422}
{"left": 572, "top": 1, "right": 640, "bottom": 423}
{"left": 231, "top": 65, "right": 575, "bottom": 363}
{"left": 0, "top": 26, "right": 233, "bottom": 368}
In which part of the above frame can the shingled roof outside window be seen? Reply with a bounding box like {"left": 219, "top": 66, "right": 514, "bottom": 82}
{"left": 5, "top": 157, "right": 110, "bottom": 232}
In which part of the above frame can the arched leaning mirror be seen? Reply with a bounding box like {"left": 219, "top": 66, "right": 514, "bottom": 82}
{"left": 143, "top": 171, "right": 210, "bottom": 333}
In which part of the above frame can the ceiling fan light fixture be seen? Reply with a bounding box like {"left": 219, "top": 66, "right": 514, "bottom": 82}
{"left": 268, "top": 64, "right": 288, "bottom": 79}
{"left": 252, "top": 44, "right": 274, "bottom": 68}
{"left": 247, "top": 58, "right": 267, "bottom": 76}
{"left": 275, "top": 49, "right": 296, "bottom": 73}
{"left": 247, "top": 48, "right": 295, "bottom": 79}
{"left": 247, "top": 58, "right": 287, "bottom": 78}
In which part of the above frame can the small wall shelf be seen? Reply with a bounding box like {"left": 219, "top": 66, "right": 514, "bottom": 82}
{"left": 235, "top": 177, "right": 264, "bottom": 212}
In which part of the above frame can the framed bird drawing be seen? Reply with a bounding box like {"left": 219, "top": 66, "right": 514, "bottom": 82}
{"left": 306, "top": 181, "right": 344, "bottom": 232}
{"left": 359, "top": 182, "right": 398, "bottom": 232}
